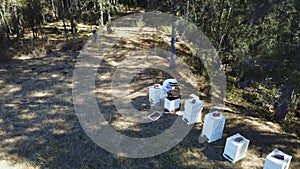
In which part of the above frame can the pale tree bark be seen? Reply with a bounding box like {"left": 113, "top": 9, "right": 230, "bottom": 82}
{"left": 51, "top": 0, "right": 57, "bottom": 19}
{"left": 216, "top": 0, "right": 225, "bottom": 48}
{"left": 93, "top": 0, "right": 97, "bottom": 9}
{"left": 107, "top": 0, "right": 111, "bottom": 23}
{"left": 218, "top": 1, "right": 232, "bottom": 52}
{"left": 99, "top": 1, "right": 104, "bottom": 26}
{"left": 192, "top": 0, "right": 197, "bottom": 22}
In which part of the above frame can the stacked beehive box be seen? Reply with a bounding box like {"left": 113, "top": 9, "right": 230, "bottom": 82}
{"left": 149, "top": 84, "right": 161, "bottom": 104}
{"left": 263, "top": 149, "right": 292, "bottom": 169}
{"left": 223, "top": 133, "right": 250, "bottom": 163}
{"left": 201, "top": 111, "right": 226, "bottom": 143}
{"left": 182, "top": 96, "right": 204, "bottom": 125}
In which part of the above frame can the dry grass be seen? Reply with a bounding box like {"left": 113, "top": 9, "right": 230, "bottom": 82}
{"left": 0, "top": 24, "right": 299, "bottom": 169}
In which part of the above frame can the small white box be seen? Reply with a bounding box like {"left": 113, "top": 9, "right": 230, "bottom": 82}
{"left": 164, "top": 97, "right": 180, "bottom": 112}
{"left": 182, "top": 99, "right": 204, "bottom": 124}
{"left": 201, "top": 111, "right": 226, "bottom": 143}
{"left": 223, "top": 133, "right": 250, "bottom": 163}
{"left": 149, "top": 85, "right": 161, "bottom": 104}
{"left": 263, "top": 149, "right": 292, "bottom": 169}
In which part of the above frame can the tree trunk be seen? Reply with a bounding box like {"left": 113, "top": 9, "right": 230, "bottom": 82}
{"left": 0, "top": 27, "right": 8, "bottom": 49}
{"left": 107, "top": 0, "right": 112, "bottom": 23}
{"left": 68, "top": 0, "right": 76, "bottom": 38}
{"left": 25, "top": 1, "right": 36, "bottom": 39}
{"left": 77, "top": 0, "right": 83, "bottom": 19}
{"left": 11, "top": 0, "right": 22, "bottom": 39}
{"left": 186, "top": 0, "right": 189, "bottom": 19}
{"left": 51, "top": 0, "right": 57, "bottom": 19}
{"left": 192, "top": 0, "right": 197, "bottom": 22}
{"left": 0, "top": 5, "right": 10, "bottom": 39}
{"left": 99, "top": 2, "right": 104, "bottom": 26}
{"left": 31, "top": 26, "right": 36, "bottom": 39}
{"left": 296, "top": 97, "right": 300, "bottom": 118}
{"left": 170, "top": 0, "right": 177, "bottom": 69}
{"left": 275, "top": 87, "right": 294, "bottom": 121}
{"left": 181, "top": 0, "right": 189, "bottom": 40}
{"left": 62, "top": 18, "right": 68, "bottom": 41}
{"left": 216, "top": 0, "right": 225, "bottom": 46}
{"left": 134, "top": 0, "right": 137, "bottom": 7}
{"left": 59, "top": 0, "right": 68, "bottom": 41}
{"left": 93, "top": 0, "right": 97, "bottom": 9}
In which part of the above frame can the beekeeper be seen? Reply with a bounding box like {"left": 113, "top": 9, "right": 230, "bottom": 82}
{"left": 160, "top": 79, "right": 178, "bottom": 99}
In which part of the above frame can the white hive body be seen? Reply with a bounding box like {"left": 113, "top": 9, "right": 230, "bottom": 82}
{"left": 149, "top": 85, "right": 161, "bottom": 104}
{"left": 164, "top": 97, "right": 180, "bottom": 112}
{"left": 223, "top": 133, "right": 250, "bottom": 163}
{"left": 263, "top": 149, "right": 292, "bottom": 169}
{"left": 182, "top": 99, "right": 204, "bottom": 125}
{"left": 201, "top": 111, "right": 226, "bottom": 143}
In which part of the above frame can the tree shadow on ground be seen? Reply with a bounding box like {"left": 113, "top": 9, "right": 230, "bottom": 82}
{"left": 1, "top": 27, "right": 299, "bottom": 169}
{"left": 0, "top": 46, "right": 234, "bottom": 169}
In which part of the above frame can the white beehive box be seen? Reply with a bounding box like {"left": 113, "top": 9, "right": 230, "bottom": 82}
{"left": 223, "top": 133, "right": 250, "bottom": 163}
{"left": 263, "top": 149, "right": 292, "bottom": 169}
{"left": 164, "top": 97, "right": 180, "bottom": 112}
{"left": 149, "top": 85, "right": 161, "bottom": 104}
{"left": 201, "top": 111, "right": 226, "bottom": 143}
{"left": 182, "top": 99, "right": 204, "bottom": 125}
